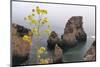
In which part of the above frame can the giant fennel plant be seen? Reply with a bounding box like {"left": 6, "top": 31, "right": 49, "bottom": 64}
{"left": 23, "top": 6, "right": 52, "bottom": 64}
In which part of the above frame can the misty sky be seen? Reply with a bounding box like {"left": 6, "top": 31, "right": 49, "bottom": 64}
{"left": 12, "top": 1, "right": 95, "bottom": 38}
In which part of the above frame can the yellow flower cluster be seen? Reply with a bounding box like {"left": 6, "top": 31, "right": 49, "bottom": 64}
{"left": 41, "top": 17, "right": 48, "bottom": 24}
{"left": 39, "top": 59, "right": 47, "bottom": 64}
{"left": 41, "top": 9, "right": 48, "bottom": 14}
{"left": 31, "top": 19, "right": 38, "bottom": 25}
{"left": 36, "top": 6, "right": 48, "bottom": 14}
{"left": 37, "top": 47, "right": 46, "bottom": 59}
{"left": 24, "top": 14, "right": 37, "bottom": 25}
{"left": 39, "top": 58, "right": 53, "bottom": 64}
{"left": 22, "top": 35, "right": 32, "bottom": 45}
{"left": 36, "top": 6, "right": 40, "bottom": 14}
{"left": 37, "top": 47, "right": 46, "bottom": 54}
{"left": 44, "top": 29, "right": 51, "bottom": 36}
{"left": 32, "top": 28, "right": 38, "bottom": 35}
{"left": 24, "top": 6, "right": 48, "bottom": 26}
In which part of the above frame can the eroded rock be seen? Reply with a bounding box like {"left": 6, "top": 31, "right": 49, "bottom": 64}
{"left": 47, "top": 31, "right": 62, "bottom": 50}
{"left": 16, "top": 24, "right": 31, "bottom": 37}
{"left": 11, "top": 23, "right": 32, "bottom": 66}
{"left": 83, "top": 40, "right": 96, "bottom": 61}
{"left": 54, "top": 44, "right": 63, "bottom": 63}
{"left": 62, "top": 16, "right": 87, "bottom": 47}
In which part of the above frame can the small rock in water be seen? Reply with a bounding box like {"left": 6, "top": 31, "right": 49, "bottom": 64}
{"left": 54, "top": 44, "right": 63, "bottom": 63}
{"left": 83, "top": 40, "right": 96, "bottom": 61}
{"left": 47, "top": 31, "right": 62, "bottom": 50}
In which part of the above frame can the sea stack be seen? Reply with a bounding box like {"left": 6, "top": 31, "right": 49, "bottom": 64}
{"left": 47, "top": 31, "right": 62, "bottom": 50}
{"left": 61, "top": 16, "right": 87, "bottom": 47}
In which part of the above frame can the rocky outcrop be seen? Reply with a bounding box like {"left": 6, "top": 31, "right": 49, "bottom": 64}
{"left": 83, "top": 40, "right": 96, "bottom": 61}
{"left": 47, "top": 31, "right": 62, "bottom": 50}
{"left": 47, "top": 16, "right": 87, "bottom": 50}
{"left": 61, "top": 16, "right": 87, "bottom": 47}
{"left": 54, "top": 44, "right": 63, "bottom": 63}
{"left": 11, "top": 23, "right": 32, "bottom": 66}
{"left": 47, "top": 31, "right": 63, "bottom": 63}
{"left": 16, "top": 24, "right": 31, "bottom": 37}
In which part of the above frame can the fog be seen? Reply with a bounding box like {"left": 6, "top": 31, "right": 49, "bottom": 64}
{"left": 12, "top": 1, "right": 95, "bottom": 38}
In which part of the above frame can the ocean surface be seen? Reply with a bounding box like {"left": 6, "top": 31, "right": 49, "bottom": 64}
{"left": 27, "top": 28, "right": 95, "bottom": 64}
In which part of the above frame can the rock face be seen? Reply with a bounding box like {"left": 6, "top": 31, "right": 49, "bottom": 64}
{"left": 54, "top": 44, "right": 63, "bottom": 63}
{"left": 62, "top": 16, "right": 87, "bottom": 47}
{"left": 47, "top": 31, "right": 62, "bottom": 50}
{"left": 11, "top": 23, "right": 32, "bottom": 66}
{"left": 83, "top": 40, "right": 96, "bottom": 61}
{"left": 47, "top": 16, "right": 87, "bottom": 50}
{"left": 16, "top": 24, "right": 31, "bottom": 37}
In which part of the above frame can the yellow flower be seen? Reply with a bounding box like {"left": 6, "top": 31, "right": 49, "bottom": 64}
{"left": 32, "top": 28, "right": 38, "bottom": 33}
{"left": 36, "top": 6, "right": 47, "bottom": 14}
{"left": 42, "top": 17, "right": 48, "bottom": 24}
{"left": 23, "top": 35, "right": 32, "bottom": 45}
{"left": 31, "top": 19, "right": 38, "bottom": 24}
{"left": 39, "top": 58, "right": 51, "bottom": 64}
{"left": 39, "top": 59, "right": 46, "bottom": 64}
{"left": 38, "top": 47, "right": 46, "bottom": 54}
{"left": 36, "top": 6, "right": 41, "bottom": 14}
{"left": 44, "top": 29, "right": 51, "bottom": 35}
{"left": 23, "top": 35, "right": 30, "bottom": 41}
{"left": 41, "top": 9, "right": 48, "bottom": 14}
{"left": 32, "top": 28, "right": 39, "bottom": 35}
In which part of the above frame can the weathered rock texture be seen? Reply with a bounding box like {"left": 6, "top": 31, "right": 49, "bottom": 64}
{"left": 47, "top": 31, "right": 62, "bottom": 50}
{"left": 47, "top": 16, "right": 87, "bottom": 51}
{"left": 83, "top": 40, "right": 96, "bottom": 61}
{"left": 16, "top": 24, "right": 31, "bottom": 37}
{"left": 54, "top": 44, "right": 63, "bottom": 63}
{"left": 61, "top": 16, "right": 87, "bottom": 47}
{"left": 11, "top": 23, "right": 32, "bottom": 66}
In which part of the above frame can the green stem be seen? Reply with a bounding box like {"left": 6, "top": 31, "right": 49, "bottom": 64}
{"left": 36, "top": 14, "right": 42, "bottom": 48}
{"left": 38, "top": 14, "right": 41, "bottom": 36}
